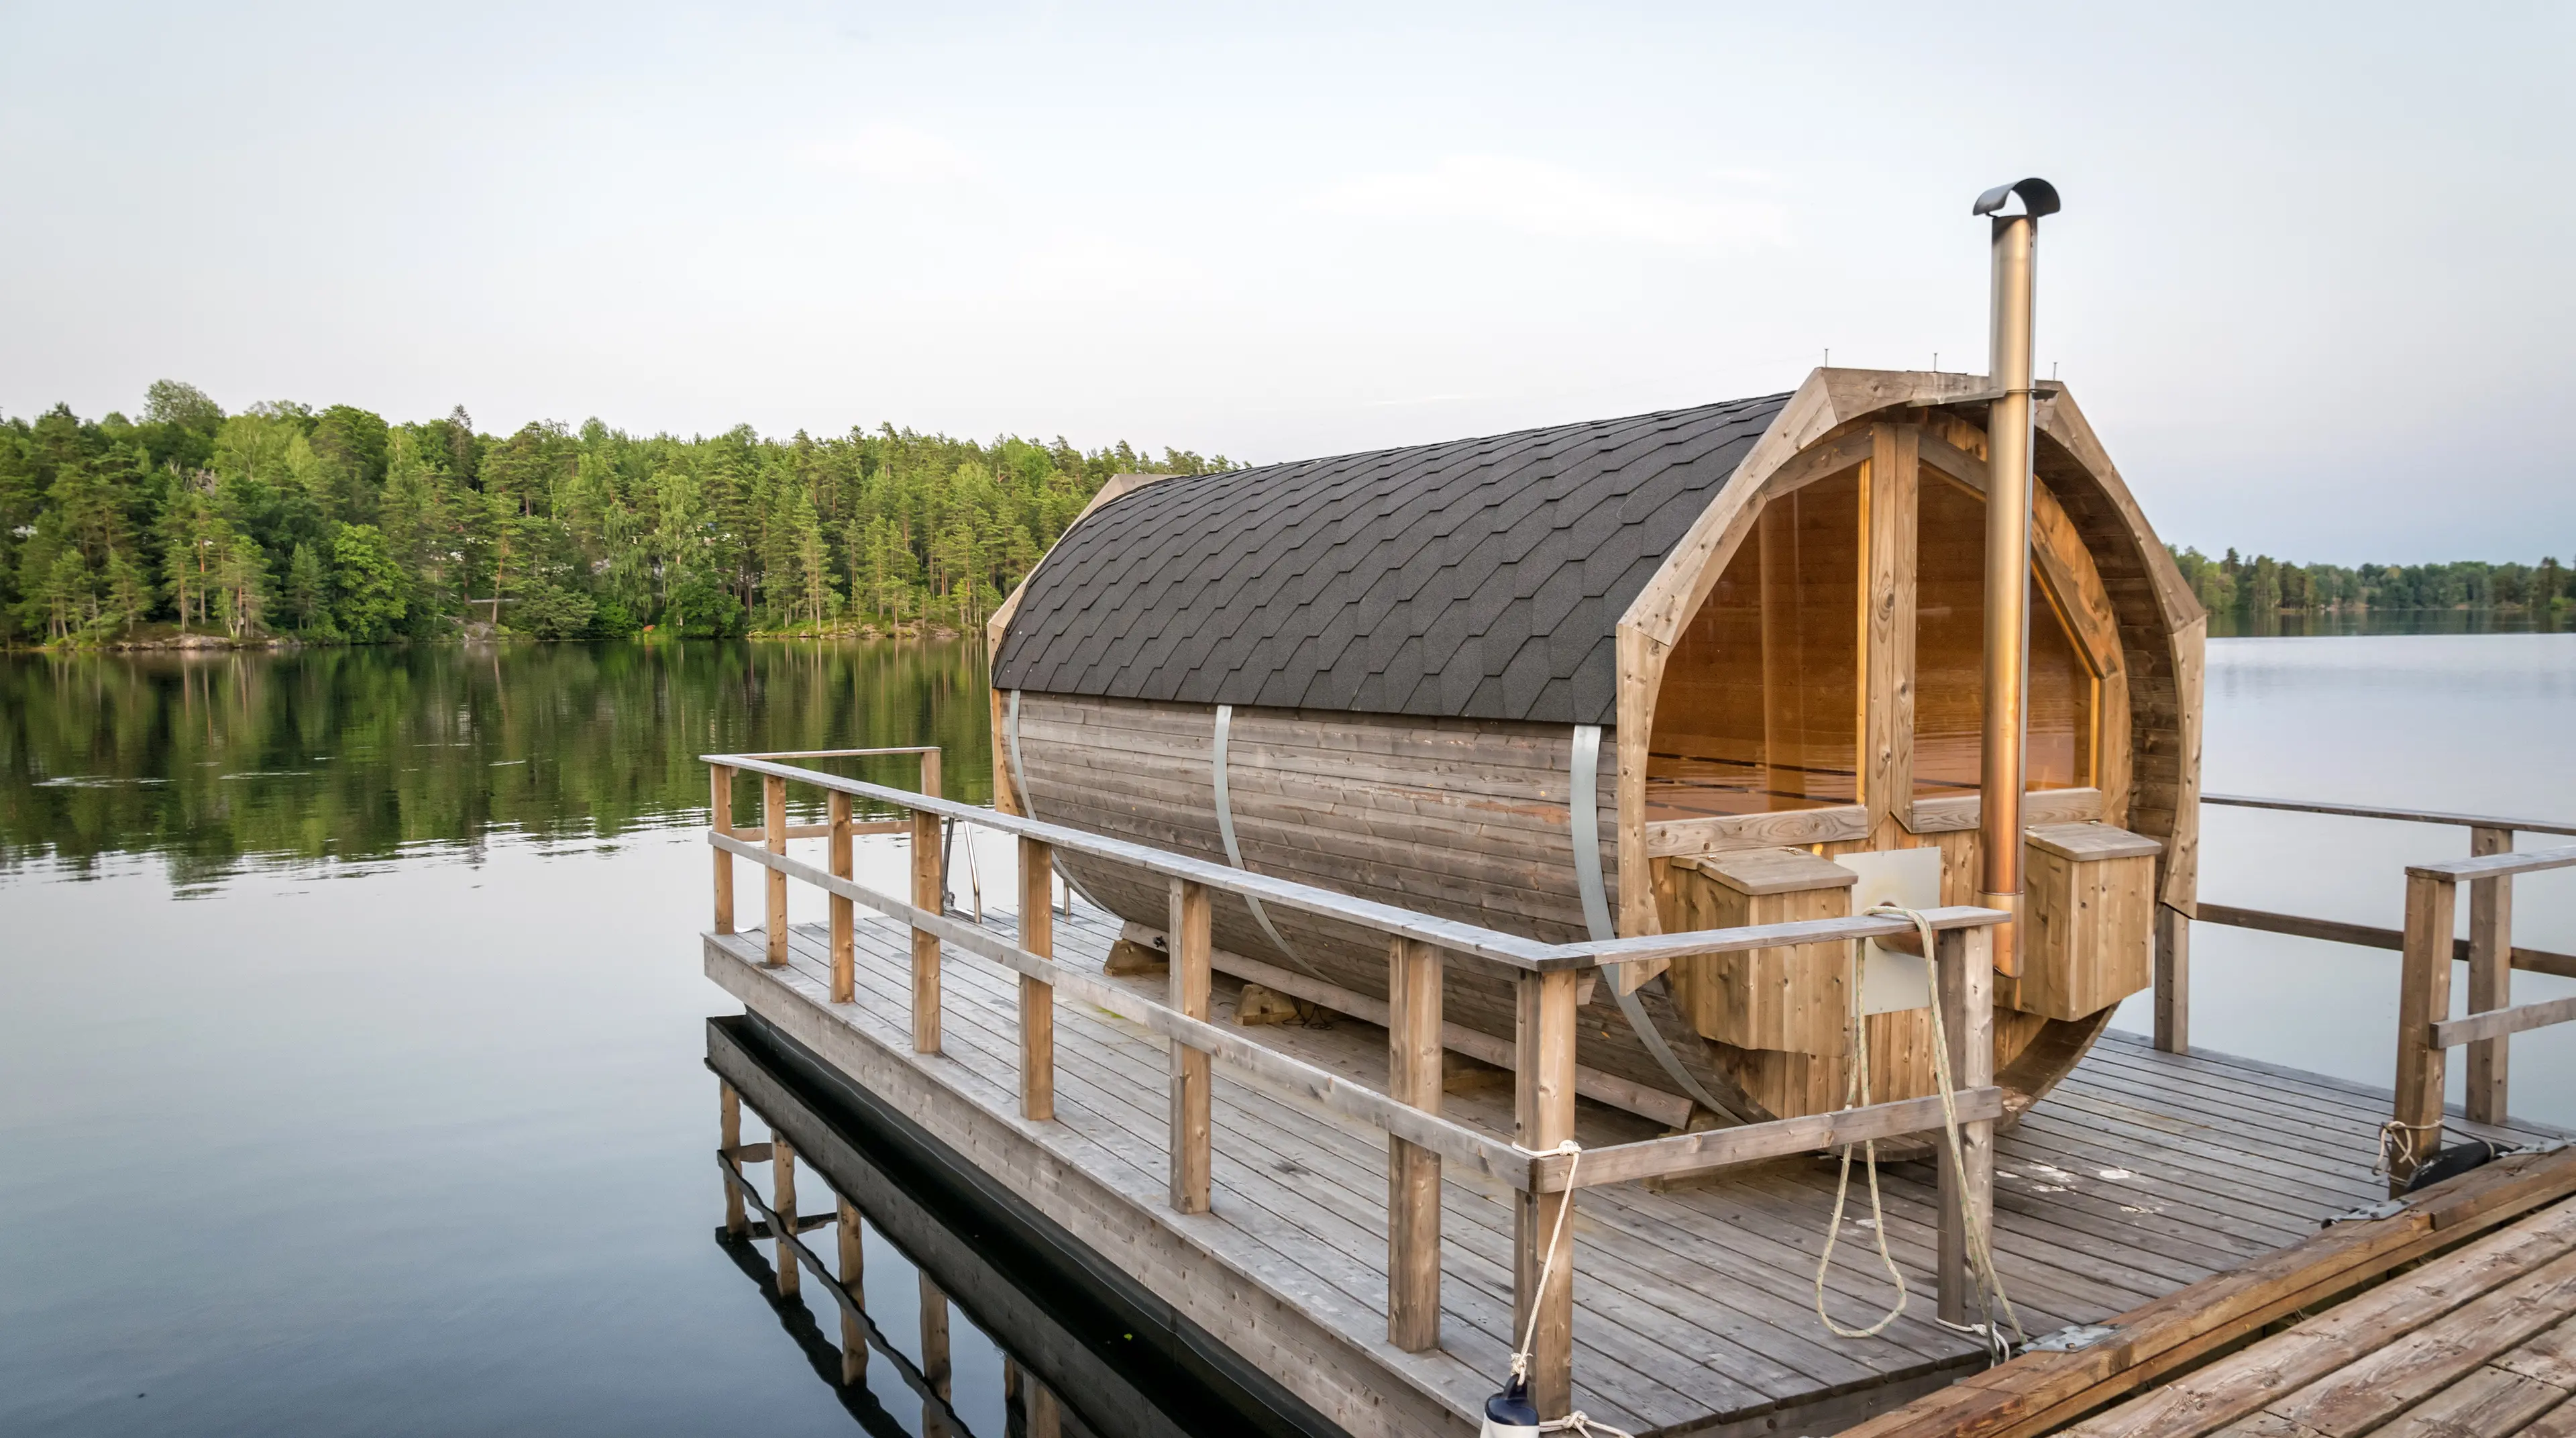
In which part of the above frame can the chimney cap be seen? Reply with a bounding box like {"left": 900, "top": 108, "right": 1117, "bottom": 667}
{"left": 1972, "top": 177, "right": 2061, "bottom": 219}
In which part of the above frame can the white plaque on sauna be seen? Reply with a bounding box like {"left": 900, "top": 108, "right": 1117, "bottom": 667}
{"left": 1833, "top": 848, "right": 1941, "bottom": 1015}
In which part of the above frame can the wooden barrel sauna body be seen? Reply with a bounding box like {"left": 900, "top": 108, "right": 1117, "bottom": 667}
{"left": 989, "top": 370, "right": 2206, "bottom": 1129}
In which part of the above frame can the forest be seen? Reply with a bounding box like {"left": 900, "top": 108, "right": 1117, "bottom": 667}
{"left": 2168, "top": 546, "right": 2569, "bottom": 619}
{"left": 0, "top": 380, "right": 1234, "bottom": 646}
{"left": 6, "top": 380, "right": 2566, "bottom": 649}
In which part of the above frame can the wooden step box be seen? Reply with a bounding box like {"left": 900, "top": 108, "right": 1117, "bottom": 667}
{"left": 2006, "top": 821, "right": 2163, "bottom": 1021}
{"left": 1662, "top": 847, "right": 1857, "bottom": 1055}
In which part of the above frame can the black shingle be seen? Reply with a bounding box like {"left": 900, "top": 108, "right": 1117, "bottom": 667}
{"left": 992, "top": 393, "right": 1790, "bottom": 726}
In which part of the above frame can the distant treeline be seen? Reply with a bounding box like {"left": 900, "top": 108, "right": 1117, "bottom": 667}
{"left": 0, "top": 380, "right": 1236, "bottom": 647}
{"left": 2169, "top": 546, "right": 2570, "bottom": 617}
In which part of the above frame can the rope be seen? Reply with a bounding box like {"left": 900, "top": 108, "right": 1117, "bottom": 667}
{"left": 2375, "top": 1117, "right": 2445, "bottom": 1183}
{"left": 1509, "top": 1139, "right": 1583, "bottom": 1387}
{"left": 1536, "top": 1414, "right": 1637, "bottom": 1436}
{"left": 1813, "top": 919, "right": 1911, "bottom": 1340}
{"left": 1811, "top": 905, "right": 2023, "bottom": 1365}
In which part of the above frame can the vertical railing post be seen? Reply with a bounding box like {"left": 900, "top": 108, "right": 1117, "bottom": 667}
{"left": 1387, "top": 935, "right": 1444, "bottom": 1351}
{"left": 2467, "top": 827, "right": 2516, "bottom": 1125}
{"left": 2153, "top": 903, "right": 2190, "bottom": 1054}
{"left": 772, "top": 1129, "right": 800, "bottom": 1296}
{"left": 910, "top": 790, "right": 943, "bottom": 1056}
{"left": 837, "top": 1196, "right": 865, "bottom": 1385}
{"left": 1936, "top": 923, "right": 1997, "bottom": 1325}
{"left": 919, "top": 1274, "right": 953, "bottom": 1438}
{"left": 1513, "top": 966, "right": 1578, "bottom": 1419}
{"left": 1169, "top": 878, "right": 1213, "bottom": 1215}
{"left": 1018, "top": 837, "right": 1057, "bottom": 1122}
{"left": 763, "top": 772, "right": 790, "bottom": 967}
{"left": 828, "top": 790, "right": 854, "bottom": 1003}
{"left": 720, "top": 1080, "right": 745, "bottom": 1236}
{"left": 2394, "top": 871, "right": 2459, "bottom": 1195}
{"left": 710, "top": 764, "right": 736, "bottom": 934}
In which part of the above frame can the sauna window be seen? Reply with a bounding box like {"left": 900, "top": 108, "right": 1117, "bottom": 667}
{"left": 1646, "top": 470, "right": 1861, "bottom": 819}
{"left": 1914, "top": 476, "right": 2096, "bottom": 797}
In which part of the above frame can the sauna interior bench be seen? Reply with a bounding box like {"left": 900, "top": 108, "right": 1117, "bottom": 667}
{"left": 704, "top": 905, "right": 2561, "bottom": 1438}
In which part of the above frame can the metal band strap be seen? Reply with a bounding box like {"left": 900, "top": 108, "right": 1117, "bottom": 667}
{"left": 1213, "top": 704, "right": 1324, "bottom": 976}
{"left": 1007, "top": 689, "right": 1028, "bottom": 813}
{"left": 1570, "top": 722, "right": 1731, "bottom": 1119}
{"left": 1009, "top": 689, "right": 1106, "bottom": 915}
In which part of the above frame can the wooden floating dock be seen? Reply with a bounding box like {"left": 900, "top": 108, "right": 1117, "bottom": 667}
{"left": 704, "top": 900, "right": 2563, "bottom": 1438}
{"left": 682, "top": 348, "right": 2576, "bottom": 1433}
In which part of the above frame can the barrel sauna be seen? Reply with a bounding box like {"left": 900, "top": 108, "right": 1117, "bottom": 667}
{"left": 987, "top": 368, "right": 2204, "bottom": 1129}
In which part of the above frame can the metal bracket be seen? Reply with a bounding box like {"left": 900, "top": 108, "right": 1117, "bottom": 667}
{"left": 2021, "top": 1323, "right": 2118, "bottom": 1354}
{"left": 2321, "top": 1198, "right": 2409, "bottom": 1228}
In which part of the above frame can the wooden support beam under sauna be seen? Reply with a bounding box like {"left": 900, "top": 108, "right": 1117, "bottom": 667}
{"left": 983, "top": 367, "right": 2205, "bottom": 1129}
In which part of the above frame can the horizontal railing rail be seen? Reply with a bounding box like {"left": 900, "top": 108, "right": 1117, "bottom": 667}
{"left": 2194, "top": 903, "right": 2576, "bottom": 980}
{"left": 2203, "top": 792, "right": 2576, "bottom": 839}
{"left": 711, "top": 749, "right": 2000, "bottom": 974}
{"left": 702, "top": 748, "right": 2009, "bottom": 1415}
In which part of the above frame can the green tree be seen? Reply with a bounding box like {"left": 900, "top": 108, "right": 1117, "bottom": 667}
{"left": 212, "top": 520, "right": 265, "bottom": 637}
{"left": 144, "top": 379, "right": 223, "bottom": 432}
{"left": 38, "top": 548, "right": 95, "bottom": 642}
{"left": 285, "top": 540, "right": 331, "bottom": 633}
{"left": 329, "top": 523, "right": 409, "bottom": 641}
{"left": 103, "top": 550, "right": 152, "bottom": 634}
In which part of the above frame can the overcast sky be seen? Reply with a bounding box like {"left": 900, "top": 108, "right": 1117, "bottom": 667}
{"left": 3, "top": 3, "right": 2568, "bottom": 562}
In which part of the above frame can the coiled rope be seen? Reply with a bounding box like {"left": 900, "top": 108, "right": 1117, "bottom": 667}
{"left": 1812, "top": 905, "right": 2023, "bottom": 1366}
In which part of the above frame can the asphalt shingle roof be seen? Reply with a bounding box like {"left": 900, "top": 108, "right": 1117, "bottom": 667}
{"left": 992, "top": 392, "right": 1792, "bottom": 726}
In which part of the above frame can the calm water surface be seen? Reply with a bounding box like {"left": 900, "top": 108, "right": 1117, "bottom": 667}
{"left": 3, "top": 630, "right": 2571, "bottom": 1434}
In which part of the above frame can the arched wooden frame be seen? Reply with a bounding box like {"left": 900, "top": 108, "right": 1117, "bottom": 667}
{"left": 1613, "top": 370, "right": 2202, "bottom": 958}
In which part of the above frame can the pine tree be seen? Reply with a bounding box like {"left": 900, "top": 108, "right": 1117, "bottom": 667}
{"left": 285, "top": 540, "right": 329, "bottom": 632}
{"left": 104, "top": 550, "right": 152, "bottom": 633}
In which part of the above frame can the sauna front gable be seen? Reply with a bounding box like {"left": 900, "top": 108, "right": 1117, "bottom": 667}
{"left": 988, "top": 367, "right": 2205, "bottom": 1125}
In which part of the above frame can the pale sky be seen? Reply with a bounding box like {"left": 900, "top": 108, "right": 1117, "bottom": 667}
{"left": 3, "top": 3, "right": 2569, "bottom": 562}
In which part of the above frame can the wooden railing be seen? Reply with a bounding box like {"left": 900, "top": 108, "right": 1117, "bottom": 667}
{"left": 2196, "top": 793, "right": 2576, "bottom": 1189}
{"left": 2391, "top": 842, "right": 2576, "bottom": 1190}
{"left": 705, "top": 750, "right": 2010, "bottom": 1415}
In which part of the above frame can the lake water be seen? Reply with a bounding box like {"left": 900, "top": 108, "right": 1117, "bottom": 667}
{"left": 3, "top": 630, "right": 2571, "bottom": 1435}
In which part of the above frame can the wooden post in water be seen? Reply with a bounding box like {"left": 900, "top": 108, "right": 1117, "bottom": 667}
{"left": 711, "top": 764, "right": 737, "bottom": 933}
{"left": 2394, "top": 872, "right": 2458, "bottom": 1195}
{"left": 911, "top": 756, "right": 943, "bottom": 1055}
{"left": 763, "top": 773, "right": 790, "bottom": 967}
{"left": 828, "top": 791, "right": 855, "bottom": 1003}
{"left": 720, "top": 1081, "right": 745, "bottom": 1235}
{"left": 1513, "top": 967, "right": 1579, "bottom": 1418}
{"left": 1018, "top": 837, "right": 1056, "bottom": 1122}
{"left": 919, "top": 1274, "right": 953, "bottom": 1438}
{"left": 837, "top": 1196, "right": 866, "bottom": 1385}
{"left": 772, "top": 1130, "right": 800, "bottom": 1296}
{"left": 1169, "top": 878, "right": 1213, "bottom": 1215}
{"left": 2467, "top": 826, "right": 2516, "bottom": 1125}
{"left": 1936, "top": 924, "right": 1996, "bottom": 1325}
{"left": 2153, "top": 903, "right": 2190, "bottom": 1054}
{"left": 1387, "top": 935, "right": 1444, "bottom": 1351}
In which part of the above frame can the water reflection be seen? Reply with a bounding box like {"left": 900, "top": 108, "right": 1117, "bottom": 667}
{"left": 0, "top": 640, "right": 994, "bottom": 886}
{"left": 707, "top": 1014, "right": 1337, "bottom": 1438}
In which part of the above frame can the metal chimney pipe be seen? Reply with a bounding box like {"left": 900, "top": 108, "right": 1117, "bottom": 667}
{"left": 1970, "top": 177, "right": 2059, "bottom": 980}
